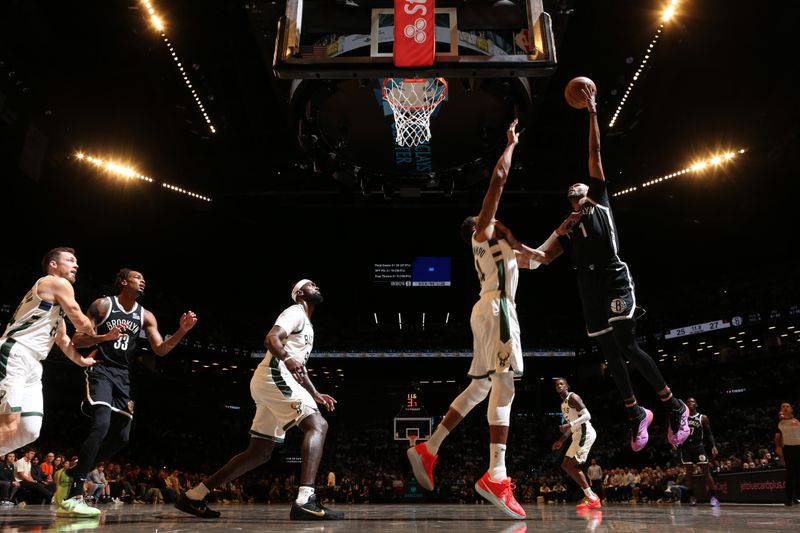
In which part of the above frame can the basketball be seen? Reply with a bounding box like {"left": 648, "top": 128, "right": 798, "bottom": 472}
{"left": 564, "top": 76, "right": 596, "bottom": 109}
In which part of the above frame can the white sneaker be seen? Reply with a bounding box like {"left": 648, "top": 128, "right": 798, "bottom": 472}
{"left": 57, "top": 496, "right": 102, "bottom": 517}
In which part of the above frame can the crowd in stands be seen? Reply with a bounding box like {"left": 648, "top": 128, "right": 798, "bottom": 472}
{"left": 0, "top": 259, "right": 797, "bottom": 508}
{"left": 1, "top": 346, "right": 793, "bottom": 507}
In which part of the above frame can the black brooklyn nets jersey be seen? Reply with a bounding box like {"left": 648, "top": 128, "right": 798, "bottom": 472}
{"left": 684, "top": 412, "right": 704, "bottom": 448}
{"left": 94, "top": 296, "right": 145, "bottom": 369}
{"left": 568, "top": 177, "right": 623, "bottom": 270}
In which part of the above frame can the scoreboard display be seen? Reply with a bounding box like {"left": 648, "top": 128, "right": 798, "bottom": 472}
{"left": 374, "top": 256, "right": 451, "bottom": 287}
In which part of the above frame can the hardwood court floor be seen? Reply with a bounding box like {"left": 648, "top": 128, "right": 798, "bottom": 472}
{"left": 0, "top": 502, "right": 797, "bottom": 532}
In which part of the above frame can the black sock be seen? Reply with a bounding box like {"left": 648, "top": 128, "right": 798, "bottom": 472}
{"left": 67, "top": 478, "right": 86, "bottom": 499}
{"left": 626, "top": 403, "right": 643, "bottom": 420}
{"left": 662, "top": 396, "right": 681, "bottom": 412}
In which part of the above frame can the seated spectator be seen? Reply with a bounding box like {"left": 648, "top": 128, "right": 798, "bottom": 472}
{"left": 14, "top": 448, "right": 54, "bottom": 504}
{"left": 1, "top": 453, "right": 21, "bottom": 505}
{"left": 88, "top": 463, "right": 109, "bottom": 502}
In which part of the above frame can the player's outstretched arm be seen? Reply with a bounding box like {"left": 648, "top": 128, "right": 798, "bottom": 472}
{"left": 584, "top": 88, "right": 604, "bottom": 181}
{"left": 494, "top": 220, "right": 547, "bottom": 269}
{"left": 145, "top": 310, "right": 197, "bottom": 356}
{"left": 475, "top": 119, "right": 520, "bottom": 241}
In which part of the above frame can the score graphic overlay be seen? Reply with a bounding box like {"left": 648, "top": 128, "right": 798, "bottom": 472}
{"left": 374, "top": 256, "right": 451, "bottom": 287}
{"left": 664, "top": 319, "right": 732, "bottom": 340}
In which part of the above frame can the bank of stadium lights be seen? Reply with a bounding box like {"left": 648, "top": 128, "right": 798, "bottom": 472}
{"left": 139, "top": 0, "right": 216, "bottom": 134}
{"left": 612, "top": 149, "right": 746, "bottom": 198}
{"left": 609, "top": 0, "right": 681, "bottom": 128}
{"left": 75, "top": 152, "right": 212, "bottom": 202}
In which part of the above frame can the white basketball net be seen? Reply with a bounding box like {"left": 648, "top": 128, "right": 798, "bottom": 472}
{"left": 382, "top": 78, "right": 448, "bottom": 147}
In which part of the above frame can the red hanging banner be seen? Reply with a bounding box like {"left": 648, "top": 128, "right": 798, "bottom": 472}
{"left": 394, "top": 0, "right": 435, "bottom": 67}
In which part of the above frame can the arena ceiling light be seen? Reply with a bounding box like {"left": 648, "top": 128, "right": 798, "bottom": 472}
{"left": 139, "top": 0, "right": 216, "bottom": 135}
{"left": 609, "top": 0, "right": 681, "bottom": 128}
{"left": 612, "top": 148, "right": 746, "bottom": 197}
{"left": 74, "top": 151, "right": 212, "bottom": 202}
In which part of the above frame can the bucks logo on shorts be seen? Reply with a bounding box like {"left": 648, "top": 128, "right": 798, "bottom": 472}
{"left": 497, "top": 351, "right": 510, "bottom": 367}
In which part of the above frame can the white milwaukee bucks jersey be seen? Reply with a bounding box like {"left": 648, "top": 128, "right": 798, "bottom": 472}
{"left": 471, "top": 234, "right": 518, "bottom": 299}
{"left": 562, "top": 392, "right": 593, "bottom": 430}
{"left": 1, "top": 277, "right": 65, "bottom": 358}
{"left": 271, "top": 304, "right": 314, "bottom": 365}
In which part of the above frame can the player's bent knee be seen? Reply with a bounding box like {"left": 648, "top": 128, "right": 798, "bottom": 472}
{"left": 0, "top": 415, "right": 41, "bottom": 453}
{"left": 0, "top": 413, "right": 21, "bottom": 433}
{"left": 451, "top": 378, "right": 491, "bottom": 416}
{"left": 302, "top": 412, "right": 328, "bottom": 435}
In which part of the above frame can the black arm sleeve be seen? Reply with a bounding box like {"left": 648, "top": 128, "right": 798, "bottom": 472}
{"left": 587, "top": 176, "right": 610, "bottom": 207}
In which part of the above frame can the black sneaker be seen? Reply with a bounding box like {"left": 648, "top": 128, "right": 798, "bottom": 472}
{"left": 175, "top": 492, "right": 221, "bottom": 519}
{"left": 289, "top": 494, "right": 344, "bottom": 520}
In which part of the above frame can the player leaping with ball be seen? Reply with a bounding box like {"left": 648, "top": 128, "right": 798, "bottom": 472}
{"left": 535, "top": 80, "right": 690, "bottom": 452}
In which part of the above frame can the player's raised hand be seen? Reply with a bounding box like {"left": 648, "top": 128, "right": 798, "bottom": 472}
{"left": 582, "top": 86, "right": 597, "bottom": 113}
{"left": 507, "top": 118, "right": 520, "bottom": 145}
{"left": 179, "top": 311, "right": 198, "bottom": 332}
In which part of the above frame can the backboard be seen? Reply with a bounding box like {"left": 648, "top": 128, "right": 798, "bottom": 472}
{"left": 274, "top": 0, "right": 556, "bottom": 79}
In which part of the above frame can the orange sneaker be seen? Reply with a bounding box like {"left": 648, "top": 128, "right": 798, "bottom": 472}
{"left": 575, "top": 495, "right": 602, "bottom": 510}
{"left": 474, "top": 472, "right": 526, "bottom": 519}
{"left": 406, "top": 442, "right": 437, "bottom": 490}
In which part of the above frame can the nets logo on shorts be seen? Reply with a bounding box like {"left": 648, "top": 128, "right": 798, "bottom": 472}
{"left": 610, "top": 298, "right": 627, "bottom": 314}
{"left": 698, "top": 454, "right": 707, "bottom": 462}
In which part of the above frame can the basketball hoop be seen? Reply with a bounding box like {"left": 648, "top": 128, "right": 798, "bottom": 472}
{"left": 408, "top": 434, "right": 419, "bottom": 448}
{"left": 382, "top": 77, "right": 448, "bottom": 147}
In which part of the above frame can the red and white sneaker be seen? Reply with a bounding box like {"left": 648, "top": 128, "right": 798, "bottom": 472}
{"left": 575, "top": 495, "right": 602, "bottom": 510}
{"left": 406, "top": 442, "right": 437, "bottom": 490}
{"left": 474, "top": 472, "right": 526, "bottom": 519}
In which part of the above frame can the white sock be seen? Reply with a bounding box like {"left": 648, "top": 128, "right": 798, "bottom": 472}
{"left": 583, "top": 487, "right": 596, "bottom": 499}
{"left": 186, "top": 482, "right": 209, "bottom": 500}
{"left": 489, "top": 443, "right": 507, "bottom": 480}
{"left": 296, "top": 485, "right": 315, "bottom": 505}
{"left": 425, "top": 426, "right": 449, "bottom": 455}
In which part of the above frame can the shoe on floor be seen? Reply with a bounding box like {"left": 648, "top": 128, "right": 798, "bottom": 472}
{"left": 575, "top": 495, "right": 602, "bottom": 510}
{"left": 474, "top": 472, "right": 526, "bottom": 519}
{"left": 290, "top": 494, "right": 344, "bottom": 520}
{"left": 174, "top": 492, "right": 221, "bottom": 518}
{"left": 710, "top": 496, "right": 720, "bottom": 507}
{"left": 57, "top": 496, "right": 101, "bottom": 517}
{"left": 630, "top": 407, "right": 654, "bottom": 452}
{"left": 407, "top": 442, "right": 438, "bottom": 490}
